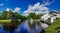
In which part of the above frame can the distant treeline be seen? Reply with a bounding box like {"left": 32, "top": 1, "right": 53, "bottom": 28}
{"left": 0, "top": 10, "right": 43, "bottom": 21}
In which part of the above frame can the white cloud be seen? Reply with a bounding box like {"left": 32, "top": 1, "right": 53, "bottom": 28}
{"left": 23, "top": 2, "right": 49, "bottom": 16}
{"left": 42, "top": 0, "right": 55, "bottom": 6}
{"left": 5, "top": 7, "right": 21, "bottom": 13}
{"left": 23, "top": 10, "right": 32, "bottom": 16}
{"left": 0, "top": 4, "right": 4, "bottom": 6}
{"left": 14, "top": 7, "right": 21, "bottom": 12}
{"left": 6, "top": 8, "right": 10, "bottom": 11}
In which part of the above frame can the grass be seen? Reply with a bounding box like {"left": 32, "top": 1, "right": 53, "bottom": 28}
{"left": 45, "top": 19, "right": 60, "bottom": 33}
{"left": 45, "top": 18, "right": 51, "bottom": 22}
{"left": 0, "top": 20, "right": 11, "bottom": 23}
{"left": 0, "top": 19, "right": 21, "bottom": 23}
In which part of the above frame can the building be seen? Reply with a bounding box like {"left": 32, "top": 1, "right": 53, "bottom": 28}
{"left": 41, "top": 11, "right": 60, "bottom": 23}
{"left": 49, "top": 11, "right": 60, "bottom": 18}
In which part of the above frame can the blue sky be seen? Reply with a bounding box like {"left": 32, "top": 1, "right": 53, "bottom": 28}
{"left": 0, "top": 0, "right": 60, "bottom": 14}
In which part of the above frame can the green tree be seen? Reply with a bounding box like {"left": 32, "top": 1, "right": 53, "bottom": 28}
{"left": 14, "top": 12, "right": 21, "bottom": 19}
{"left": 14, "top": 12, "right": 26, "bottom": 21}
{"left": 27, "top": 13, "right": 36, "bottom": 19}
{"left": 3, "top": 13, "right": 19, "bottom": 33}
{"left": 1, "top": 10, "right": 13, "bottom": 19}
{"left": 1, "top": 11, "right": 7, "bottom": 19}
{"left": 7, "top": 10, "right": 13, "bottom": 19}
{"left": 36, "top": 13, "right": 43, "bottom": 19}
{"left": 21, "top": 16, "right": 27, "bottom": 21}
{"left": 0, "top": 15, "right": 2, "bottom": 20}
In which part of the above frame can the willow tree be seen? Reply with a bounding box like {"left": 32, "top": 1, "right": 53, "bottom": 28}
{"left": 3, "top": 13, "right": 19, "bottom": 33}
{"left": 1, "top": 10, "right": 13, "bottom": 19}
{"left": 27, "top": 13, "right": 36, "bottom": 20}
{"left": 1, "top": 11, "right": 7, "bottom": 19}
{"left": 36, "top": 13, "right": 43, "bottom": 19}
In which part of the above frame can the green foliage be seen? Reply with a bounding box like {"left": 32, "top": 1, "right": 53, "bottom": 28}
{"left": 7, "top": 10, "right": 13, "bottom": 19}
{"left": 0, "top": 10, "right": 27, "bottom": 33}
{"left": 45, "top": 18, "right": 51, "bottom": 22}
{"left": 1, "top": 11, "right": 7, "bottom": 19}
{"left": 45, "top": 19, "right": 60, "bottom": 33}
{"left": 27, "top": 13, "right": 36, "bottom": 19}
{"left": 0, "top": 15, "right": 2, "bottom": 20}
{"left": 27, "top": 13, "right": 43, "bottom": 20}
{"left": 14, "top": 12, "right": 26, "bottom": 21}
{"left": 0, "top": 10, "right": 43, "bottom": 20}
{"left": 3, "top": 12, "right": 19, "bottom": 33}
{"left": 36, "top": 13, "right": 43, "bottom": 19}
{"left": 1, "top": 11, "right": 13, "bottom": 19}
{"left": 20, "top": 16, "right": 27, "bottom": 21}
{"left": 14, "top": 12, "right": 21, "bottom": 19}
{"left": 0, "top": 10, "right": 27, "bottom": 21}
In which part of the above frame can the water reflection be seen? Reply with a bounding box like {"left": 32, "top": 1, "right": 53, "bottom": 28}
{"left": 30, "top": 18, "right": 33, "bottom": 24}
{"left": 0, "top": 20, "right": 42, "bottom": 33}
{"left": 0, "top": 24, "right": 9, "bottom": 33}
{"left": 14, "top": 20, "right": 42, "bottom": 33}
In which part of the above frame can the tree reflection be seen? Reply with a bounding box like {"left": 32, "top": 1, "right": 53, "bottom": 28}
{"left": 3, "top": 13, "right": 19, "bottom": 33}
{"left": 27, "top": 19, "right": 41, "bottom": 33}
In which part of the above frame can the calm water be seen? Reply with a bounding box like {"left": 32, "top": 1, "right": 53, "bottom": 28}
{"left": 0, "top": 21, "right": 45, "bottom": 33}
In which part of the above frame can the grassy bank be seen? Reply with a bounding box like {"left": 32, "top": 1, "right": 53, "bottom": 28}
{"left": 0, "top": 20, "right": 11, "bottom": 23}
{"left": 0, "top": 19, "right": 21, "bottom": 23}
{"left": 45, "top": 19, "right": 60, "bottom": 33}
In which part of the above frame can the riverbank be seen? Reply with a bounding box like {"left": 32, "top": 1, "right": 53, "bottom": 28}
{"left": 0, "top": 19, "right": 21, "bottom": 23}
{"left": 45, "top": 19, "right": 60, "bottom": 33}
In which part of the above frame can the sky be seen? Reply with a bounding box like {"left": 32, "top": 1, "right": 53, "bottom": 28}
{"left": 0, "top": 0, "right": 60, "bottom": 15}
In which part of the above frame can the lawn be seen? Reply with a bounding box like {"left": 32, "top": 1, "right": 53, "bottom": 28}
{"left": 0, "top": 20, "right": 11, "bottom": 23}
{"left": 45, "top": 18, "right": 51, "bottom": 22}
{"left": 45, "top": 19, "right": 60, "bottom": 33}
{"left": 0, "top": 19, "right": 21, "bottom": 23}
